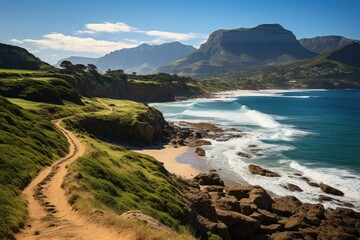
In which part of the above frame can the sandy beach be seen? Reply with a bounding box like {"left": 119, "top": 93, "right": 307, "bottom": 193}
{"left": 135, "top": 146, "right": 201, "bottom": 179}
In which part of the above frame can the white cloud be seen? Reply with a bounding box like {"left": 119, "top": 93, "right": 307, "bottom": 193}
{"left": 13, "top": 33, "right": 137, "bottom": 54}
{"left": 142, "top": 30, "right": 206, "bottom": 41}
{"left": 10, "top": 39, "right": 24, "bottom": 44}
{"left": 81, "top": 22, "right": 136, "bottom": 33}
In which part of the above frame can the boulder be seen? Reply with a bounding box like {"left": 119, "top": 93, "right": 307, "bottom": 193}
{"left": 188, "top": 139, "right": 212, "bottom": 147}
{"left": 250, "top": 209, "right": 279, "bottom": 225}
{"left": 194, "top": 172, "right": 224, "bottom": 186}
{"left": 270, "top": 231, "right": 304, "bottom": 240}
{"left": 195, "top": 147, "right": 206, "bottom": 156}
{"left": 186, "top": 191, "right": 218, "bottom": 221}
{"left": 120, "top": 210, "right": 170, "bottom": 231}
{"left": 216, "top": 209, "right": 260, "bottom": 240}
{"left": 225, "top": 185, "right": 254, "bottom": 200}
{"left": 299, "top": 227, "right": 320, "bottom": 240}
{"left": 214, "top": 195, "right": 241, "bottom": 212}
{"left": 192, "top": 214, "right": 231, "bottom": 240}
{"left": 248, "top": 186, "right": 274, "bottom": 210}
{"left": 248, "top": 164, "right": 280, "bottom": 177}
{"left": 236, "top": 151, "right": 252, "bottom": 158}
{"left": 259, "top": 224, "right": 282, "bottom": 234}
{"left": 272, "top": 196, "right": 303, "bottom": 217}
{"left": 319, "top": 183, "right": 344, "bottom": 196}
{"left": 284, "top": 183, "right": 303, "bottom": 192}
{"left": 306, "top": 181, "right": 320, "bottom": 187}
{"left": 204, "top": 186, "right": 224, "bottom": 193}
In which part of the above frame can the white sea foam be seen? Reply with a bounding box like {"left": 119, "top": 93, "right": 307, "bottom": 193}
{"left": 289, "top": 161, "right": 360, "bottom": 200}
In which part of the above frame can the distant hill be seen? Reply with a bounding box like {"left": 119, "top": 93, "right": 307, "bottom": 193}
{"left": 212, "top": 42, "right": 360, "bottom": 89}
{"left": 0, "top": 43, "right": 51, "bottom": 70}
{"left": 157, "top": 24, "right": 316, "bottom": 77}
{"left": 300, "top": 36, "right": 359, "bottom": 53}
{"left": 327, "top": 42, "right": 360, "bottom": 67}
{"left": 57, "top": 42, "right": 196, "bottom": 74}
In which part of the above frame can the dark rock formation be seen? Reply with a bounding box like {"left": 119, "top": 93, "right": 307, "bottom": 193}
{"left": 180, "top": 173, "right": 360, "bottom": 240}
{"left": 272, "top": 196, "right": 303, "bottom": 217}
{"left": 194, "top": 172, "right": 224, "bottom": 186}
{"left": 284, "top": 183, "right": 303, "bottom": 192}
{"left": 236, "top": 151, "right": 252, "bottom": 158}
{"left": 248, "top": 164, "right": 280, "bottom": 177}
{"left": 195, "top": 147, "right": 206, "bottom": 156}
{"left": 319, "top": 183, "right": 344, "bottom": 196}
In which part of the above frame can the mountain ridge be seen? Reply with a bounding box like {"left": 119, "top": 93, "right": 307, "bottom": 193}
{"left": 300, "top": 35, "right": 359, "bottom": 53}
{"left": 57, "top": 42, "right": 196, "bottom": 74}
{"left": 157, "top": 24, "right": 316, "bottom": 77}
{"left": 0, "top": 43, "right": 51, "bottom": 70}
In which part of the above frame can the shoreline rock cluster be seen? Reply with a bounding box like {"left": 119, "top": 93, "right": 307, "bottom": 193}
{"left": 169, "top": 121, "right": 246, "bottom": 149}
{"left": 181, "top": 172, "right": 360, "bottom": 240}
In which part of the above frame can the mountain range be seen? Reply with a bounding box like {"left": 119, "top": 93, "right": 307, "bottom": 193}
{"left": 57, "top": 42, "right": 196, "bottom": 74}
{"left": 157, "top": 24, "right": 317, "bottom": 76}
{"left": 299, "top": 36, "right": 359, "bottom": 53}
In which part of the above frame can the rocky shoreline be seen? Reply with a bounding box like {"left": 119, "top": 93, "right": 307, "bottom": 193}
{"left": 180, "top": 172, "right": 360, "bottom": 240}
{"left": 164, "top": 120, "right": 360, "bottom": 239}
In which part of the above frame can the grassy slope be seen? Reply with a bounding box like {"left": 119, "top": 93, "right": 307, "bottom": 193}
{"left": 3, "top": 97, "right": 195, "bottom": 239}
{"left": 0, "top": 97, "right": 68, "bottom": 239}
{"left": 63, "top": 136, "right": 191, "bottom": 231}
{"left": 0, "top": 75, "right": 83, "bottom": 105}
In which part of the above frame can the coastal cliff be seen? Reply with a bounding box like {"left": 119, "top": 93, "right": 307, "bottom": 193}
{"left": 64, "top": 100, "right": 172, "bottom": 144}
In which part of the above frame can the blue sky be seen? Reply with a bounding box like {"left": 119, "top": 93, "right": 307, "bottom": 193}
{"left": 1, "top": 0, "right": 359, "bottom": 64}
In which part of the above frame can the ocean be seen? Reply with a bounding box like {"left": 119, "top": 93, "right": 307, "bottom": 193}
{"left": 151, "top": 90, "right": 360, "bottom": 210}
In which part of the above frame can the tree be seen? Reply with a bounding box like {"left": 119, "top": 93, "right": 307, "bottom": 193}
{"left": 87, "top": 64, "right": 98, "bottom": 73}
{"left": 132, "top": 71, "right": 137, "bottom": 75}
{"left": 59, "top": 60, "right": 73, "bottom": 70}
{"left": 73, "top": 64, "right": 87, "bottom": 72}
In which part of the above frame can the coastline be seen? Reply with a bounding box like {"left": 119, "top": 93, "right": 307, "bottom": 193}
{"left": 135, "top": 146, "right": 201, "bottom": 179}
{"left": 150, "top": 89, "right": 360, "bottom": 211}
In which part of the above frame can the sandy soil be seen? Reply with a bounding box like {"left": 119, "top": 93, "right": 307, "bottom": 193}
{"left": 16, "top": 108, "right": 135, "bottom": 239}
{"left": 135, "top": 146, "right": 200, "bottom": 179}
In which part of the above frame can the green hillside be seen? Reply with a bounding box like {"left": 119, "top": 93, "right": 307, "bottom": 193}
{"left": 0, "top": 97, "right": 68, "bottom": 239}
{"left": 0, "top": 43, "right": 51, "bottom": 70}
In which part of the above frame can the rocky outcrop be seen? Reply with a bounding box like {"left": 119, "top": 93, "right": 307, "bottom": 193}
{"left": 248, "top": 164, "right": 280, "bottom": 177}
{"left": 284, "top": 183, "right": 303, "bottom": 192}
{"left": 194, "top": 173, "right": 224, "bottom": 186}
{"left": 319, "top": 183, "right": 344, "bottom": 196}
{"left": 272, "top": 196, "right": 303, "bottom": 217}
{"left": 195, "top": 147, "right": 206, "bottom": 156}
{"left": 181, "top": 174, "right": 360, "bottom": 240}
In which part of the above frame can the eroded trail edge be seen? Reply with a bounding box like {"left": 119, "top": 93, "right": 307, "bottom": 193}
{"left": 16, "top": 117, "right": 132, "bottom": 239}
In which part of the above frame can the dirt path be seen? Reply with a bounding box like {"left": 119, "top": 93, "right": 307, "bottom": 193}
{"left": 16, "top": 107, "right": 133, "bottom": 239}
{"left": 96, "top": 98, "right": 114, "bottom": 112}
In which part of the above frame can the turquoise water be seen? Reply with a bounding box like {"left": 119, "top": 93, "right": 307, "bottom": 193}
{"left": 151, "top": 90, "right": 360, "bottom": 209}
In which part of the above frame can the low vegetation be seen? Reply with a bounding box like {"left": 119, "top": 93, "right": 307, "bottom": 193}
{"left": 0, "top": 96, "right": 68, "bottom": 239}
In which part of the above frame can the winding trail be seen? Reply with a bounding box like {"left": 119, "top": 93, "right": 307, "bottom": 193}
{"left": 16, "top": 100, "right": 132, "bottom": 239}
